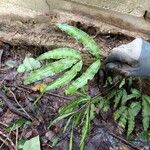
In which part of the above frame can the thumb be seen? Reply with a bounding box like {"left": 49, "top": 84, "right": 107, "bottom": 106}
{"left": 105, "top": 62, "right": 137, "bottom": 76}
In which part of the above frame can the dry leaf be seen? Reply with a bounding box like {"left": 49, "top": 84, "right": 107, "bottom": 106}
{"left": 32, "top": 83, "right": 47, "bottom": 93}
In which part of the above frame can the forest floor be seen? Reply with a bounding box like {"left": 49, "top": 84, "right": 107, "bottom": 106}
{"left": 0, "top": 28, "right": 149, "bottom": 150}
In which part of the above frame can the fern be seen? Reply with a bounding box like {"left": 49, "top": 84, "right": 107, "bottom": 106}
{"left": 57, "top": 23, "right": 100, "bottom": 58}
{"left": 114, "top": 106, "right": 127, "bottom": 123}
{"left": 24, "top": 59, "right": 78, "bottom": 85}
{"left": 44, "top": 61, "right": 83, "bottom": 92}
{"left": 127, "top": 102, "right": 141, "bottom": 136}
{"left": 37, "top": 48, "right": 82, "bottom": 60}
{"left": 65, "top": 60, "right": 100, "bottom": 95}
{"left": 98, "top": 97, "right": 110, "bottom": 112}
{"left": 142, "top": 95, "right": 150, "bottom": 131}
{"left": 80, "top": 106, "right": 90, "bottom": 150}
{"left": 114, "top": 102, "right": 141, "bottom": 136}
{"left": 17, "top": 57, "right": 41, "bottom": 73}
{"left": 114, "top": 89, "right": 123, "bottom": 109}
{"left": 18, "top": 23, "right": 101, "bottom": 94}
{"left": 49, "top": 90, "right": 109, "bottom": 150}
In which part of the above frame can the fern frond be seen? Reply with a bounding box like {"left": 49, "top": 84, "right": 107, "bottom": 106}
{"left": 24, "top": 59, "right": 78, "bottom": 85}
{"left": 122, "top": 94, "right": 137, "bottom": 106}
{"left": 37, "top": 48, "right": 82, "bottom": 60}
{"left": 57, "top": 23, "right": 100, "bottom": 58}
{"left": 44, "top": 61, "right": 83, "bottom": 92}
{"left": 120, "top": 89, "right": 128, "bottom": 105}
{"left": 114, "top": 106, "right": 126, "bottom": 121}
{"left": 142, "top": 95, "right": 150, "bottom": 131}
{"left": 90, "top": 104, "right": 96, "bottom": 120}
{"left": 131, "top": 89, "right": 141, "bottom": 98}
{"left": 49, "top": 111, "right": 76, "bottom": 128}
{"left": 127, "top": 102, "right": 141, "bottom": 136}
{"left": 99, "top": 98, "right": 110, "bottom": 112}
{"left": 65, "top": 60, "right": 100, "bottom": 95}
{"left": 118, "top": 109, "right": 128, "bottom": 128}
{"left": 17, "top": 57, "right": 41, "bottom": 73}
{"left": 74, "top": 112, "right": 82, "bottom": 127}
{"left": 114, "top": 89, "right": 123, "bottom": 109}
{"left": 59, "top": 97, "right": 88, "bottom": 115}
{"left": 80, "top": 106, "right": 90, "bottom": 149}
{"left": 63, "top": 116, "right": 73, "bottom": 133}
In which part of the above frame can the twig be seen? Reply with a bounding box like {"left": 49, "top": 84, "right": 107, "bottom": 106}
{"left": 0, "top": 90, "right": 32, "bottom": 121}
{"left": 0, "top": 121, "right": 8, "bottom": 127}
{"left": 33, "top": 93, "right": 44, "bottom": 106}
{"left": 9, "top": 89, "right": 32, "bottom": 120}
{"left": 8, "top": 84, "right": 72, "bottom": 101}
{"left": 0, "top": 136, "right": 13, "bottom": 150}
{"left": 109, "top": 132, "right": 140, "bottom": 150}
{"left": 0, "top": 131, "right": 16, "bottom": 150}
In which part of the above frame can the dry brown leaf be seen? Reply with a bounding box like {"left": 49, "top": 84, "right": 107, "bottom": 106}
{"left": 32, "top": 83, "right": 47, "bottom": 93}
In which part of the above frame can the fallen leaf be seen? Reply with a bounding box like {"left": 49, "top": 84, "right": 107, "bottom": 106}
{"left": 32, "top": 83, "right": 47, "bottom": 93}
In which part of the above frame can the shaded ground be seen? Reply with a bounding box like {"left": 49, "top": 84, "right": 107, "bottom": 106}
{"left": 0, "top": 28, "right": 149, "bottom": 150}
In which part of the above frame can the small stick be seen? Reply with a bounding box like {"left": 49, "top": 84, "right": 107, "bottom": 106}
{"left": 9, "top": 89, "right": 32, "bottom": 120}
{"left": 0, "top": 136, "right": 13, "bottom": 150}
{"left": 109, "top": 132, "right": 140, "bottom": 150}
{"left": 8, "top": 84, "right": 72, "bottom": 101}
{"left": 0, "top": 90, "right": 32, "bottom": 121}
{"left": 0, "top": 131, "right": 16, "bottom": 150}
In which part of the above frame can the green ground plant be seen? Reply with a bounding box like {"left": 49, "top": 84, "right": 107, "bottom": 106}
{"left": 17, "top": 24, "right": 150, "bottom": 149}
{"left": 106, "top": 78, "right": 150, "bottom": 137}
{"left": 18, "top": 23, "right": 101, "bottom": 95}
{"left": 49, "top": 87, "right": 109, "bottom": 150}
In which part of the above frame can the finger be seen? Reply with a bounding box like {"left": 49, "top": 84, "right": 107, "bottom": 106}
{"left": 105, "top": 62, "right": 136, "bottom": 76}
{"left": 104, "top": 52, "right": 138, "bottom": 67}
{"left": 106, "top": 63, "right": 150, "bottom": 77}
{"left": 128, "top": 68, "right": 150, "bottom": 77}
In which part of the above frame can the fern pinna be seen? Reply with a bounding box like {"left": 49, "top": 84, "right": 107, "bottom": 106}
{"left": 18, "top": 24, "right": 101, "bottom": 95}
{"left": 108, "top": 80, "right": 150, "bottom": 137}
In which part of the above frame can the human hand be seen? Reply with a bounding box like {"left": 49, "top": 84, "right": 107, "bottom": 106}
{"left": 105, "top": 38, "right": 150, "bottom": 77}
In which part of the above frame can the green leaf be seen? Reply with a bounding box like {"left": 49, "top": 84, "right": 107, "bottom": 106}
{"left": 127, "top": 102, "right": 141, "bottom": 136}
{"left": 118, "top": 109, "right": 128, "bottom": 128}
{"left": 129, "top": 102, "right": 141, "bottom": 117}
{"left": 106, "top": 90, "right": 116, "bottom": 101}
{"left": 142, "top": 95, "right": 150, "bottom": 131}
{"left": 114, "top": 89, "right": 123, "bottom": 109}
{"left": 63, "top": 116, "right": 73, "bottom": 133}
{"left": 17, "top": 64, "right": 26, "bottom": 73}
{"left": 24, "top": 59, "right": 78, "bottom": 85}
{"left": 59, "top": 97, "right": 88, "bottom": 115}
{"left": 90, "top": 104, "right": 96, "bottom": 120}
{"left": 69, "top": 125, "right": 74, "bottom": 150}
{"left": 80, "top": 107, "right": 90, "bottom": 149}
{"left": 119, "top": 78, "right": 125, "bottom": 88}
{"left": 44, "top": 61, "right": 83, "bottom": 92}
{"left": 6, "top": 118, "right": 31, "bottom": 132}
{"left": 37, "top": 48, "right": 82, "bottom": 60}
{"left": 120, "top": 89, "right": 128, "bottom": 105}
{"left": 131, "top": 89, "right": 141, "bottom": 98}
{"left": 121, "top": 94, "right": 137, "bottom": 106}
{"left": 138, "top": 131, "right": 150, "bottom": 141}
{"left": 5, "top": 60, "right": 17, "bottom": 68}
{"left": 49, "top": 111, "right": 76, "bottom": 128}
{"left": 99, "top": 99, "right": 109, "bottom": 112}
{"left": 57, "top": 23, "right": 100, "bottom": 58}
{"left": 74, "top": 112, "right": 82, "bottom": 127}
{"left": 23, "top": 136, "right": 41, "bottom": 150}
{"left": 65, "top": 60, "right": 100, "bottom": 95}
{"left": 114, "top": 106, "right": 126, "bottom": 121}
{"left": 17, "top": 57, "right": 41, "bottom": 73}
